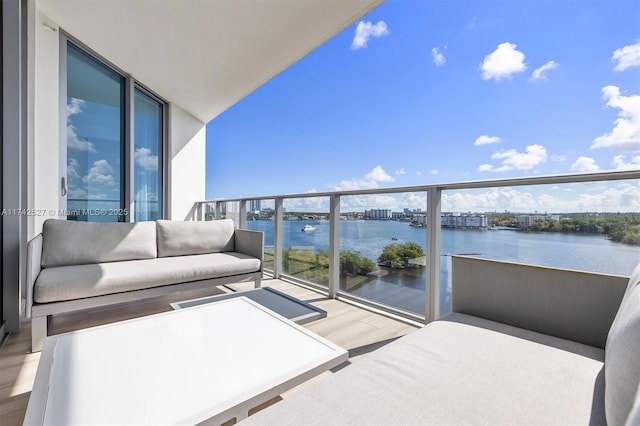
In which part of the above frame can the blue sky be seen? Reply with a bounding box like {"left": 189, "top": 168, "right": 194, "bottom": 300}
{"left": 206, "top": 0, "right": 640, "bottom": 212}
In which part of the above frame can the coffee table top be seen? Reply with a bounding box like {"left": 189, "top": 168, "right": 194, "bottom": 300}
{"left": 171, "top": 287, "right": 327, "bottom": 324}
{"left": 25, "top": 297, "right": 348, "bottom": 425}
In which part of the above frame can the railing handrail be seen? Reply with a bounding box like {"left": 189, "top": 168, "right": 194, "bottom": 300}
{"left": 198, "top": 170, "right": 640, "bottom": 203}
{"left": 195, "top": 169, "right": 640, "bottom": 323}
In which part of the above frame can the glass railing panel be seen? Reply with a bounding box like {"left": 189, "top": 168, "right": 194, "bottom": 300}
{"left": 245, "top": 199, "right": 275, "bottom": 271}
{"left": 440, "top": 179, "right": 640, "bottom": 315}
{"left": 339, "top": 192, "right": 428, "bottom": 315}
{"left": 219, "top": 201, "right": 240, "bottom": 227}
{"left": 281, "top": 197, "right": 330, "bottom": 287}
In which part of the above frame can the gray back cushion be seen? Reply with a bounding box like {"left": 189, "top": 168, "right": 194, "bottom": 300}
{"left": 605, "top": 262, "right": 640, "bottom": 426}
{"left": 156, "top": 219, "right": 235, "bottom": 257}
{"left": 41, "top": 219, "right": 157, "bottom": 268}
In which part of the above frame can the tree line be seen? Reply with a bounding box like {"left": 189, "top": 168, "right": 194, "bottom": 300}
{"left": 511, "top": 215, "right": 640, "bottom": 246}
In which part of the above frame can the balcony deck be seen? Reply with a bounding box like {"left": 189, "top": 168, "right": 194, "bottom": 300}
{"left": 0, "top": 278, "right": 418, "bottom": 425}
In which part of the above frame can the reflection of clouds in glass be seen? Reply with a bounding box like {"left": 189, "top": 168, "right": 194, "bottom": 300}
{"left": 68, "top": 188, "right": 87, "bottom": 198}
{"left": 67, "top": 98, "right": 97, "bottom": 153}
{"left": 67, "top": 158, "right": 81, "bottom": 182}
{"left": 136, "top": 187, "right": 158, "bottom": 202}
{"left": 83, "top": 159, "right": 114, "bottom": 186}
{"left": 67, "top": 98, "right": 85, "bottom": 117}
{"left": 134, "top": 148, "right": 158, "bottom": 171}
{"left": 67, "top": 124, "right": 97, "bottom": 153}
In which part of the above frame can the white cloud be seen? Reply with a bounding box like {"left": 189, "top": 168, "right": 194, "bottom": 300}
{"left": 351, "top": 21, "right": 389, "bottom": 50}
{"left": 432, "top": 47, "right": 446, "bottom": 66}
{"left": 613, "top": 155, "right": 640, "bottom": 170}
{"left": 67, "top": 124, "right": 97, "bottom": 153}
{"left": 366, "top": 165, "right": 394, "bottom": 182}
{"left": 480, "top": 144, "right": 548, "bottom": 172}
{"left": 66, "top": 97, "right": 97, "bottom": 153}
{"left": 477, "top": 164, "right": 512, "bottom": 173}
{"left": 550, "top": 154, "right": 567, "bottom": 162}
{"left": 430, "top": 169, "right": 439, "bottom": 175}
{"left": 480, "top": 42, "right": 527, "bottom": 81}
{"left": 570, "top": 156, "right": 600, "bottom": 172}
{"left": 612, "top": 40, "right": 640, "bottom": 72}
{"left": 442, "top": 183, "right": 639, "bottom": 213}
{"left": 529, "top": 60, "right": 558, "bottom": 82}
{"left": 67, "top": 188, "right": 87, "bottom": 199}
{"left": 331, "top": 165, "right": 394, "bottom": 190}
{"left": 474, "top": 135, "right": 502, "bottom": 146}
{"left": 395, "top": 168, "right": 406, "bottom": 175}
{"left": 67, "top": 98, "right": 85, "bottom": 117}
{"left": 283, "top": 197, "right": 330, "bottom": 212}
{"left": 134, "top": 148, "right": 159, "bottom": 171}
{"left": 83, "top": 159, "right": 114, "bottom": 186}
{"left": 591, "top": 86, "right": 640, "bottom": 151}
{"left": 67, "top": 158, "right": 81, "bottom": 182}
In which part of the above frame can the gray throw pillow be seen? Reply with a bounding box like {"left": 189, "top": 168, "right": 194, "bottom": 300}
{"left": 156, "top": 219, "right": 235, "bottom": 257}
{"left": 604, "top": 262, "right": 640, "bottom": 426}
{"left": 41, "top": 219, "right": 157, "bottom": 268}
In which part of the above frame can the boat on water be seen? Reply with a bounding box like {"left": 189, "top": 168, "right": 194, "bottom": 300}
{"left": 301, "top": 224, "right": 316, "bottom": 232}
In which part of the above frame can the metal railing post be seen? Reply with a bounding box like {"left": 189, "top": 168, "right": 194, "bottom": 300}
{"left": 239, "top": 199, "right": 247, "bottom": 229}
{"left": 328, "top": 194, "right": 341, "bottom": 298}
{"left": 426, "top": 188, "right": 442, "bottom": 323}
{"left": 274, "top": 197, "right": 284, "bottom": 278}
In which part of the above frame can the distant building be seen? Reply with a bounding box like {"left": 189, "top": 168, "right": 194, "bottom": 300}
{"left": 404, "top": 208, "right": 422, "bottom": 214}
{"left": 412, "top": 214, "right": 427, "bottom": 226}
{"left": 442, "top": 214, "right": 487, "bottom": 229}
{"left": 516, "top": 215, "right": 556, "bottom": 227}
{"left": 392, "top": 212, "right": 411, "bottom": 221}
{"left": 248, "top": 200, "right": 261, "bottom": 214}
{"left": 366, "top": 209, "right": 392, "bottom": 220}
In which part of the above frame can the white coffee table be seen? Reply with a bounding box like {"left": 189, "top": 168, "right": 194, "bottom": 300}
{"left": 24, "top": 297, "right": 348, "bottom": 425}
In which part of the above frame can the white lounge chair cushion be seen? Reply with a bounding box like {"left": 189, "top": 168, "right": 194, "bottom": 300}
{"left": 34, "top": 252, "right": 260, "bottom": 303}
{"left": 41, "top": 219, "right": 157, "bottom": 268}
{"left": 241, "top": 313, "right": 605, "bottom": 425}
{"left": 156, "top": 219, "right": 235, "bottom": 257}
{"left": 605, "top": 262, "right": 640, "bottom": 426}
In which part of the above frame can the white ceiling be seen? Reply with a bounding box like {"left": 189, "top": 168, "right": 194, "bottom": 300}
{"left": 38, "top": 0, "right": 384, "bottom": 123}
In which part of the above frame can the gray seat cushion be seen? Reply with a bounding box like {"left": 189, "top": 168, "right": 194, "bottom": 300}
{"left": 605, "top": 262, "right": 640, "bottom": 426}
{"left": 241, "top": 313, "right": 605, "bottom": 425}
{"left": 34, "top": 252, "right": 260, "bottom": 303}
{"left": 41, "top": 219, "right": 157, "bottom": 268}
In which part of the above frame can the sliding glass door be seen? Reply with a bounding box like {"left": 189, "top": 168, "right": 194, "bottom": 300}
{"left": 66, "top": 43, "right": 125, "bottom": 222}
{"left": 134, "top": 89, "right": 163, "bottom": 221}
{"left": 64, "top": 39, "right": 166, "bottom": 222}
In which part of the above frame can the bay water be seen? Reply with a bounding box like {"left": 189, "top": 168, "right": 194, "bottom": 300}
{"left": 247, "top": 219, "right": 640, "bottom": 315}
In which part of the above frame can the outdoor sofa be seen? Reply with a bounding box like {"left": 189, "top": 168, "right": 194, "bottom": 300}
{"left": 26, "top": 218, "right": 263, "bottom": 352}
{"left": 241, "top": 256, "right": 640, "bottom": 425}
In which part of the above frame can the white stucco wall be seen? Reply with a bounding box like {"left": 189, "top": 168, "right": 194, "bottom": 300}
{"left": 30, "top": 8, "right": 62, "bottom": 238}
{"left": 169, "top": 105, "right": 206, "bottom": 221}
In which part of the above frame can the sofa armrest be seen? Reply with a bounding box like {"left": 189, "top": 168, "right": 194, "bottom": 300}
{"left": 235, "top": 229, "right": 264, "bottom": 270}
{"left": 26, "top": 234, "right": 43, "bottom": 318}
{"left": 451, "top": 256, "right": 628, "bottom": 349}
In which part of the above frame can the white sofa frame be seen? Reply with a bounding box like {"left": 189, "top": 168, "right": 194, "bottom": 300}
{"left": 26, "top": 229, "right": 263, "bottom": 352}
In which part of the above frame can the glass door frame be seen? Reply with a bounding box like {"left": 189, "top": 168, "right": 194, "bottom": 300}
{"left": 60, "top": 31, "right": 169, "bottom": 222}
